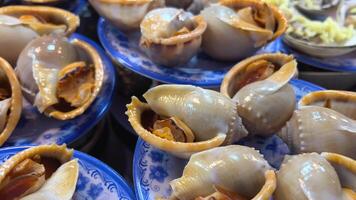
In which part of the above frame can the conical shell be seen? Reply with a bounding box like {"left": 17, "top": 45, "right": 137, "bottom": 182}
{"left": 170, "top": 145, "right": 275, "bottom": 200}
{"left": 221, "top": 53, "right": 297, "bottom": 136}
{"left": 0, "top": 57, "right": 22, "bottom": 146}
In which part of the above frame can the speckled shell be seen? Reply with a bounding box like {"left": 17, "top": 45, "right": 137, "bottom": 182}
{"left": 89, "top": 0, "right": 164, "bottom": 31}
{"left": 0, "top": 144, "right": 79, "bottom": 200}
{"left": 274, "top": 153, "right": 355, "bottom": 200}
{"left": 15, "top": 35, "right": 104, "bottom": 120}
{"left": 170, "top": 145, "right": 276, "bottom": 200}
{"left": 278, "top": 90, "right": 356, "bottom": 159}
{"left": 140, "top": 11, "right": 207, "bottom": 67}
{"left": 221, "top": 53, "right": 297, "bottom": 136}
{"left": 201, "top": 0, "right": 288, "bottom": 61}
{"left": 0, "top": 57, "right": 22, "bottom": 146}
{"left": 126, "top": 84, "right": 248, "bottom": 158}
{"left": 0, "top": 6, "right": 79, "bottom": 65}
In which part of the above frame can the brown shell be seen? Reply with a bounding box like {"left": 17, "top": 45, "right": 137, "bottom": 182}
{"left": 0, "top": 5, "right": 79, "bottom": 36}
{"left": 140, "top": 15, "right": 207, "bottom": 66}
{"left": 0, "top": 57, "right": 22, "bottom": 147}
{"left": 45, "top": 39, "right": 104, "bottom": 120}
{"left": 0, "top": 144, "right": 73, "bottom": 184}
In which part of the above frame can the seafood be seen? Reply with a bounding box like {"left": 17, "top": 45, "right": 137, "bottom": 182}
{"left": 89, "top": 0, "right": 164, "bottom": 31}
{"left": 169, "top": 145, "right": 276, "bottom": 200}
{"left": 274, "top": 152, "right": 356, "bottom": 200}
{"left": 201, "top": 0, "right": 287, "bottom": 61}
{"left": 126, "top": 84, "right": 248, "bottom": 158}
{"left": 140, "top": 8, "right": 207, "bottom": 66}
{"left": 0, "top": 57, "right": 22, "bottom": 146}
{"left": 221, "top": 53, "right": 297, "bottom": 137}
{"left": 0, "top": 144, "right": 79, "bottom": 200}
{"left": 21, "top": 0, "right": 66, "bottom": 5}
{"left": 278, "top": 90, "right": 356, "bottom": 159}
{"left": 15, "top": 35, "right": 104, "bottom": 120}
{"left": 0, "top": 6, "right": 79, "bottom": 65}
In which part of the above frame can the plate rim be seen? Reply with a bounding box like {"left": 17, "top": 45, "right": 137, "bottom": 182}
{"left": 0, "top": 145, "right": 136, "bottom": 200}
{"left": 97, "top": 17, "right": 225, "bottom": 88}
{"left": 132, "top": 79, "right": 325, "bottom": 200}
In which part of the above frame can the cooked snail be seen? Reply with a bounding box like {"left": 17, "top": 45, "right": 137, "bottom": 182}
{"left": 168, "top": 145, "right": 276, "bottom": 200}
{"left": 0, "top": 6, "right": 79, "bottom": 65}
{"left": 89, "top": 0, "right": 165, "bottom": 31}
{"left": 274, "top": 152, "right": 355, "bottom": 200}
{"left": 15, "top": 35, "right": 104, "bottom": 120}
{"left": 140, "top": 8, "right": 207, "bottom": 66}
{"left": 0, "top": 144, "right": 79, "bottom": 200}
{"left": 201, "top": 0, "right": 287, "bottom": 61}
{"left": 278, "top": 90, "right": 356, "bottom": 159}
{"left": 221, "top": 53, "right": 297, "bottom": 137}
{"left": 126, "top": 84, "right": 248, "bottom": 158}
{"left": 0, "top": 57, "right": 22, "bottom": 146}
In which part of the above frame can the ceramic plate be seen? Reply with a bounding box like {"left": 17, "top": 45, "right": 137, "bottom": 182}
{"left": 133, "top": 79, "right": 324, "bottom": 200}
{"left": 279, "top": 38, "right": 356, "bottom": 72}
{"left": 0, "top": 146, "right": 135, "bottom": 200}
{"left": 98, "top": 18, "right": 284, "bottom": 88}
{"left": 4, "top": 33, "right": 115, "bottom": 147}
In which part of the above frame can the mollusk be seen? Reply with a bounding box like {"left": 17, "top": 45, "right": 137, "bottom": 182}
{"left": 278, "top": 90, "right": 356, "bottom": 159}
{"left": 89, "top": 0, "right": 164, "bottom": 31}
{"left": 274, "top": 152, "right": 356, "bottom": 200}
{"left": 169, "top": 145, "right": 276, "bottom": 200}
{"left": 221, "top": 53, "right": 297, "bottom": 137}
{"left": 15, "top": 35, "right": 104, "bottom": 120}
{"left": 140, "top": 8, "right": 207, "bottom": 66}
{"left": 0, "top": 6, "right": 79, "bottom": 65}
{"left": 0, "top": 57, "right": 22, "bottom": 146}
{"left": 0, "top": 144, "right": 79, "bottom": 200}
{"left": 126, "top": 84, "right": 248, "bottom": 158}
{"left": 21, "top": 0, "right": 66, "bottom": 5}
{"left": 201, "top": 0, "right": 287, "bottom": 61}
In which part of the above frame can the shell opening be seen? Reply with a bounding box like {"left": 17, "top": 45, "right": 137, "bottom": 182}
{"left": 195, "top": 185, "right": 248, "bottom": 200}
{"left": 0, "top": 156, "right": 61, "bottom": 199}
{"left": 18, "top": 14, "right": 67, "bottom": 35}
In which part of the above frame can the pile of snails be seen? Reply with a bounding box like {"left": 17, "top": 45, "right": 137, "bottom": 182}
{"left": 126, "top": 52, "right": 356, "bottom": 199}
{"left": 89, "top": 0, "right": 288, "bottom": 66}
{"left": 0, "top": 5, "right": 104, "bottom": 146}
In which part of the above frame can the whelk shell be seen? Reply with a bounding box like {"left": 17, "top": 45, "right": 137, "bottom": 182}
{"left": 0, "top": 6, "right": 79, "bottom": 64}
{"left": 201, "top": 0, "right": 287, "bottom": 61}
{"left": 278, "top": 90, "right": 356, "bottom": 159}
{"left": 169, "top": 145, "right": 276, "bottom": 200}
{"left": 0, "top": 57, "right": 22, "bottom": 147}
{"left": 140, "top": 8, "right": 207, "bottom": 66}
{"left": 15, "top": 35, "right": 104, "bottom": 120}
{"left": 89, "top": 0, "right": 165, "bottom": 31}
{"left": 274, "top": 152, "right": 355, "bottom": 200}
{"left": 221, "top": 53, "right": 297, "bottom": 137}
{"left": 0, "top": 144, "right": 79, "bottom": 200}
{"left": 126, "top": 84, "right": 248, "bottom": 158}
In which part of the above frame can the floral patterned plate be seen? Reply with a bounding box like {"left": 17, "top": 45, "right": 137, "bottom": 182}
{"left": 0, "top": 146, "right": 135, "bottom": 200}
{"left": 4, "top": 33, "right": 116, "bottom": 147}
{"left": 279, "top": 38, "right": 356, "bottom": 72}
{"left": 133, "top": 79, "right": 325, "bottom": 200}
{"left": 97, "top": 18, "right": 283, "bottom": 88}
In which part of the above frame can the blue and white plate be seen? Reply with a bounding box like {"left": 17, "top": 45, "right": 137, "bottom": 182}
{"left": 279, "top": 38, "right": 356, "bottom": 72}
{"left": 98, "top": 18, "right": 283, "bottom": 88}
{"left": 0, "top": 146, "right": 135, "bottom": 200}
{"left": 133, "top": 79, "right": 324, "bottom": 200}
{"left": 4, "top": 33, "right": 116, "bottom": 147}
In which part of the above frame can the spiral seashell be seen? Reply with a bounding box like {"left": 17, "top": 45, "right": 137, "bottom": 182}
{"left": 274, "top": 152, "right": 356, "bottom": 200}
{"left": 201, "top": 0, "right": 287, "bottom": 61}
{"left": 278, "top": 90, "right": 356, "bottom": 159}
{"left": 15, "top": 35, "right": 104, "bottom": 120}
{"left": 221, "top": 53, "right": 297, "bottom": 137}
{"left": 169, "top": 145, "right": 276, "bottom": 200}
{"left": 0, "top": 144, "right": 79, "bottom": 200}
{"left": 126, "top": 84, "right": 248, "bottom": 158}
{"left": 0, "top": 6, "right": 79, "bottom": 65}
{"left": 0, "top": 57, "right": 22, "bottom": 146}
